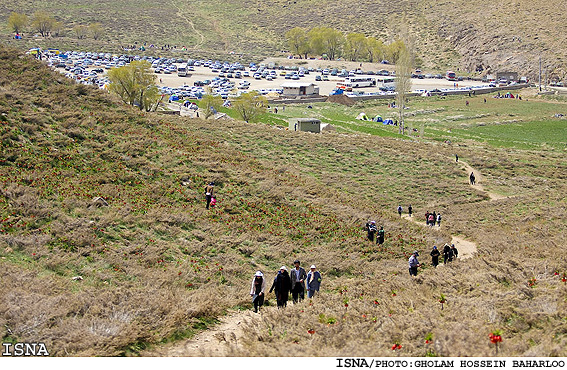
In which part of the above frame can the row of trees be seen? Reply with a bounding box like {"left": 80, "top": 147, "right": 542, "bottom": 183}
{"left": 285, "top": 26, "right": 407, "bottom": 63}
{"left": 8, "top": 12, "right": 104, "bottom": 39}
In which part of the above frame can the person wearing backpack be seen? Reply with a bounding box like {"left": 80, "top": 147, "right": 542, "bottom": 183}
{"left": 204, "top": 182, "right": 215, "bottom": 209}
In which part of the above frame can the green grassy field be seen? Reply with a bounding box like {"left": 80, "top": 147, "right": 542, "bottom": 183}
{"left": 249, "top": 94, "right": 567, "bottom": 150}
{"left": 1, "top": 46, "right": 567, "bottom": 356}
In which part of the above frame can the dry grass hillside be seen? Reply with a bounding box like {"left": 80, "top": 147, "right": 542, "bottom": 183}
{"left": 423, "top": 0, "right": 567, "bottom": 78}
{"left": 0, "top": 46, "right": 566, "bottom": 356}
{"left": 2, "top": 0, "right": 567, "bottom": 78}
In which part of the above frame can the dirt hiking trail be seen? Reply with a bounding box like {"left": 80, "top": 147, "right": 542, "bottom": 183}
{"left": 400, "top": 159, "right": 506, "bottom": 259}
{"left": 459, "top": 160, "right": 508, "bottom": 201}
{"left": 143, "top": 160, "right": 500, "bottom": 356}
{"left": 143, "top": 308, "right": 264, "bottom": 356}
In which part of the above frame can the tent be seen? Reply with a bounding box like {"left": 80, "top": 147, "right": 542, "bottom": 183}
{"left": 383, "top": 119, "right": 394, "bottom": 125}
{"left": 373, "top": 115, "right": 383, "bottom": 122}
{"left": 169, "top": 95, "right": 179, "bottom": 102}
{"left": 356, "top": 112, "right": 369, "bottom": 121}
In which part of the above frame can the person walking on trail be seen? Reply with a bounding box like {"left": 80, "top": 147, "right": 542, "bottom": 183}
{"left": 377, "top": 226, "right": 385, "bottom": 246}
{"left": 436, "top": 213, "right": 442, "bottom": 227}
{"left": 397, "top": 205, "right": 403, "bottom": 217}
{"left": 450, "top": 244, "right": 459, "bottom": 261}
{"left": 425, "top": 211, "right": 430, "bottom": 225}
{"left": 269, "top": 266, "right": 291, "bottom": 308}
{"left": 443, "top": 244, "right": 451, "bottom": 264}
{"left": 204, "top": 182, "right": 215, "bottom": 209}
{"left": 408, "top": 251, "right": 421, "bottom": 276}
{"left": 365, "top": 221, "right": 377, "bottom": 242}
{"left": 306, "top": 265, "right": 322, "bottom": 298}
{"left": 470, "top": 172, "right": 476, "bottom": 185}
{"left": 455, "top": 154, "right": 459, "bottom": 163}
{"left": 408, "top": 205, "right": 413, "bottom": 217}
{"left": 290, "top": 260, "right": 307, "bottom": 303}
{"left": 430, "top": 246, "right": 441, "bottom": 267}
{"left": 250, "top": 271, "right": 266, "bottom": 313}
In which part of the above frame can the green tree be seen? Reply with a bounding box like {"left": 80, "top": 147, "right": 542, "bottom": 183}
{"left": 52, "top": 21, "right": 64, "bottom": 37}
{"left": 31, "top": 11, "right": 56, "bottom": 37}
{"left": 345, "top": 33, "right": 367, "bottom": 61}
{"left": 308, "top": 27, "right": 344, "bottom": 60}
{"left": 232, "top": 91, "right": 267, "bottom": 123}
{"left": 286, "top": 27, "right": 310, "bottom": 59}
{"left": 307, "top": 27, "right": 325, "bottom": 56}
{"left": 323, "top": 28, "right": 344, "bottom": 60}
{"left": 387, "top": 39, "right": 406, "bottom": 64}
{"left": 201, "top": 92, "right": 223, "bottom": 119}
{"left": 73, "top": 25, "right": 88, "bottom": 39}
{"left": 88, "top": 22, "right": 104, "bottom": 40}
{"left": 8, "top": 12, "right": 28, "bottom": 34}
{"left": 108, "top": 61, "right": 159, "bottom": 111}
{"left": 366, "top": 37, "right": 385, "bottom": 63}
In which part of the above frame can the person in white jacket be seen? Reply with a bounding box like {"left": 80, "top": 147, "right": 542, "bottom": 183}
{"left": 250, "top": 271, "right": 266, "bottom": 313}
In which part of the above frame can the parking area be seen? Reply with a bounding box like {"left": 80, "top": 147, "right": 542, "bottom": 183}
{"left": 44, "top": 50, "right": 495, "bottom": 100}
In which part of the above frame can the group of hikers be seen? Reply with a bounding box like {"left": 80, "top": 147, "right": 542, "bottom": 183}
{"left": 425, "top": 211, "right": 442, "bottom": 227}
{"left": 408, "top": 243, "right": 459, "bottom": 276}
{"left": 364, "top": 221, "right": 385, "bottom": 244}
{"left": 396, "top": 205, "right": 442, "bottom": 227}
{"left": 250, "top": 260, "right": 322, "bottom": 313}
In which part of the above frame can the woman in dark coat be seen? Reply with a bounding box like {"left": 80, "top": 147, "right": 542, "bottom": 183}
{"left": 269, "top": 266, "right": 291, "bottom": 308}
{"left": 443, "top": 244, "right": 451, "bottom": 264}
{"left": 430, "top": 246, "right": 441, "bottom": 267}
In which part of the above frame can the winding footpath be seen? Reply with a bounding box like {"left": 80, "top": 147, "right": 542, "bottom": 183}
{"left": 402, "top": 159, "right": 505, "bottom": 260}
{"left": 143, "top": 160, "right": 499, "bottom": 356}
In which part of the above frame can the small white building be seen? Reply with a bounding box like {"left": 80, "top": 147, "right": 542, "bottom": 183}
{"left": 281, "top": 82, "right": 319, "bottom": 97}
{"left": 288, "top": 118, "right": 335, "bottom": 133}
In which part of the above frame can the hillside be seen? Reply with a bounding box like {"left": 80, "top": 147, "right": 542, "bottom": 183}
{"left": 2, "top": 0, "right": 567, "bottom": 80}
{"left": 1, "top": 46, "right": 567, "bottom": 356}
